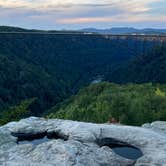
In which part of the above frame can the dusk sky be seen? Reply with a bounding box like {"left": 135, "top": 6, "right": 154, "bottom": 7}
{"left": 0, "top": 0, "right": 165, "bottom": 30}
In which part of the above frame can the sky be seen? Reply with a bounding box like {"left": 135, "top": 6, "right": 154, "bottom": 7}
{"left": 0, "top": 0, "right": 165, "bottom": 30}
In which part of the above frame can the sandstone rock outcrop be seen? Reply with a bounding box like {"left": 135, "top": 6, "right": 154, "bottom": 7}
{"left": 0, "top": 117, "right": 166, "bottom": 166}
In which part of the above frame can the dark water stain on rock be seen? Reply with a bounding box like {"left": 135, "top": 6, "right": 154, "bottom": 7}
{"left": 19, "top": 136, "right": 50, "bottom": 146}
{"left": 96, "top": 138, "right": 143, "bottom": 160}
{"left": 11, "top": 132, "right": 143, "bottom": 160}
{"left": 11, "top": 131, "right": 68, "bottom": 146}
{"left": 112, "top": 146, "right": 143, "bottom": 160}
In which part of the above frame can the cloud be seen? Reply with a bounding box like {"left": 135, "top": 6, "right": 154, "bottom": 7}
{"left": 58, "top": 15, "right": 166, "bottom": 24}
{"left": 0, "top": 0, "right": 160, "bottom": 12}
{"left": 0, "top": 0, "right": 165, "bottom": 29}
{"left": 58, "top": 17, "right": 115, "bottom": 24}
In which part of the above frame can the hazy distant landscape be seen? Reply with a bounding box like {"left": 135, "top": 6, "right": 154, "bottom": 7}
{"left": 0, "top": 26, "right": 166, "bottom": 35}
{"left": 81, "top": 27, "right": 166, "bottom": 35}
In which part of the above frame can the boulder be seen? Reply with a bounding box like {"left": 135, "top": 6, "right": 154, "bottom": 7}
{"left": 0, "top": 117, "right": 166, "bottom": 166}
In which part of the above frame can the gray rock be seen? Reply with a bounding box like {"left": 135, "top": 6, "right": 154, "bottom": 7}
{"left": 143, "top": 121, "right": 166, "bottom": 135}
{"left": 0, "top": 117, "right": 166, "bottom": 166}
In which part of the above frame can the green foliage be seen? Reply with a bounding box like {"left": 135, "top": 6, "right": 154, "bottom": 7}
{"left": 0, "top": 98, "right": 36, "bottom": 125}
{"left": 48, "top": 82, "right": 166, "bottom": 125}
{"left": 155, "top": 88, "right": 165, "bottom": 97}
{"left": 0, "top": 33, "right": 159, "bottom": 115}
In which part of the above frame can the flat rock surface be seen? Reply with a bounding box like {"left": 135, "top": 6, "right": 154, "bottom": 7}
{"left": 0, "top": 117, "right": 166, "bottom": 166}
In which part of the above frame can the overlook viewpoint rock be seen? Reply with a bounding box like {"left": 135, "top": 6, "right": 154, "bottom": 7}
{"left": 0, "top": 117, "right": 166, "bottom": 166}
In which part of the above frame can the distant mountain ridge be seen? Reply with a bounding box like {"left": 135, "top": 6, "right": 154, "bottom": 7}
{"left": 1, "top": 26, "right": 166, "bottom": 35}
{"left": 81, "top": 27, "right": 166, "bottom": 35}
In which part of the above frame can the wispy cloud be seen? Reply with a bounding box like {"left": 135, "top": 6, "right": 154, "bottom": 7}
{"left": 0, "top": 0, "right": 165, "bottom": 29}
{"left": 58, "top": 15, "right": 166, "bottom": 24}
{"left": 0, "top": 0, "right": 158, "bottom": 12}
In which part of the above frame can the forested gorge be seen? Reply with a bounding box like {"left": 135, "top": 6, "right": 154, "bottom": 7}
{"left": 0, "top": 29, "right": 165, "bottom": 125}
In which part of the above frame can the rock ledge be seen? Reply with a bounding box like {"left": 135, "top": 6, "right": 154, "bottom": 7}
{"left": 0, "top": 117, "right": 166, "bottom": 166}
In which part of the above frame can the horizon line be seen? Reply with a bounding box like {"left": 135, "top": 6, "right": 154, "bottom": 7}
{"left": 0, "top": 25, "right": 166, "bottom": 31}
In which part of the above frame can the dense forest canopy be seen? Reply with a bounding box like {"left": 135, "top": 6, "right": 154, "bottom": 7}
{"left": 0, "top": 33, "right": 162, "bottom": 112}
{"left": 48, "top": 82, "right": 166, "bottom": 126}
{"left": 0, "top": 27, "right": 165, "bottom": 125}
